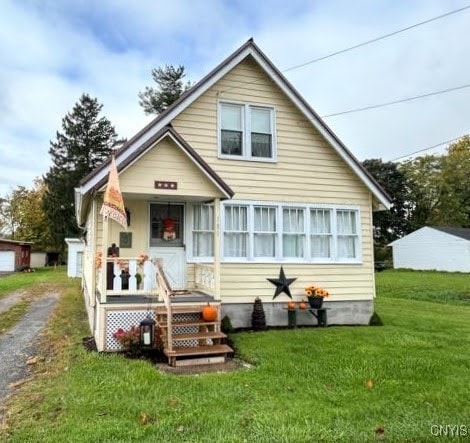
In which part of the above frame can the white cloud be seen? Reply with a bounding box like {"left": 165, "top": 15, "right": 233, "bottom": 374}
{"left": 1, "top": 0, "right": 470, "bottom": 196}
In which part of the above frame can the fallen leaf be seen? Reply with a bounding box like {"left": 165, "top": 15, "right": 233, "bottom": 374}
{"left": 26, "top": 356, "right": 38, "bottom": 365}
{"left": 139, "top": 411, "right": 155, "bottom": 425}
{"left": 375, "top": 426, "right": 385, "bottom": 440}
{"left": 365, "top": 380, "right": 374, "bottom": 389}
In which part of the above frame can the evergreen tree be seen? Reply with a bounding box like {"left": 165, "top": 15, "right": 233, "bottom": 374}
{"left": 138, "top": 65, "right": 192, "bottom": 115}
{"left": 42, "top": 93, "right": 121, "bottom": 253}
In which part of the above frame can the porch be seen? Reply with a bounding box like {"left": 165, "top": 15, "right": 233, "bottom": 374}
{"left": 92, "top": 258, "right": 232, "bottom": 365}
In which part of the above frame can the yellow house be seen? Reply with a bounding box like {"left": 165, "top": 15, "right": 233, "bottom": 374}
{"left": 75, "top": 39, "right": 390, "bottom": 364}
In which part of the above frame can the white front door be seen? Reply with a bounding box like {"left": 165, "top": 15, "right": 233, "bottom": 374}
{"left": 149, "top": 247, "right": 186, "bottom": 289}
{"left": 149, "top": 203, "right": 186, "bottom": 289}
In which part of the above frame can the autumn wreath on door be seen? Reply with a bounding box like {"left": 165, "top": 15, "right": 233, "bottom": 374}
{"left": 162, "top": 217, "right": 176, "bottom": 241}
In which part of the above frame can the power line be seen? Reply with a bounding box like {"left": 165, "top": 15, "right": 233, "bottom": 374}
{"left": 322, "top": 83, "right": 470, "bottom": 118}
{"left": 390, "top": 136, "right": 463, "bottom": 161}
{"left": 221, "top": 4, "right": 470, "bottom": 95}
{"left": 283, "top": 4, "right": 470, "bottom": 73}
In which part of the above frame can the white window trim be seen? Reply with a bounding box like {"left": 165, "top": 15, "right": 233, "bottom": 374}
{"left": 219, "top": 200, "right": 362, "bottom": 264}
{"left": 217, "top": 100, "right": 277, "bottom": 162}
{"left": 186, "top": 204, "right": 214, "bottom": 263}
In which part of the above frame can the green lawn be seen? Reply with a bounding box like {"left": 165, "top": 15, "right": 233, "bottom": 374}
{"left": 1, "top": 270, "right": 469, "bottom": 442}
{"left": 0, "top": 267, "right": 66, "bottom": 298}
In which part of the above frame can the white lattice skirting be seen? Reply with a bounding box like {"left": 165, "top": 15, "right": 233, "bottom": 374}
{"left": 106, "top": 310, "right": 157, "bottom": 351}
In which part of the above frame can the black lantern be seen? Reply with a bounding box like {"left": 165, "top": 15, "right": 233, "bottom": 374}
{"left": 140, "top": 315, "right": 155, "bottom": 348}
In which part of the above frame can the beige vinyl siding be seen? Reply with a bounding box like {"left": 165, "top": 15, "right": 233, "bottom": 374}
{"left": 171, "top": 55, "right": 376, "bottom": 301}
{"left": 119, "top": 137, "right": 222, "bottom": 199}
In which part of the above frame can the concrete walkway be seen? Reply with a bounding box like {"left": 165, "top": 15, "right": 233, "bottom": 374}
{"left": 0, "top": 294, "right": 59, "bottom": 403}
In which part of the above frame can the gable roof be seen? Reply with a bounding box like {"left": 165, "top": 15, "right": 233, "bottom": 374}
{"left": 78, "top": 38, "right": 391, "bottom": 209}
{"left": 0, "top": 238, "right": 33, "bottom": 246}
{"left": 432, "top": 226, "right": 470, "bottom": 241}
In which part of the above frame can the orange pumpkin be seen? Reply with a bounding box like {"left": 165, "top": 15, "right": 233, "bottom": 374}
{"left": 299, "top": 301, "right": 307, "bottom": 309}
{"left": 202, "top": 303, "right": 218, "bottom": 321}
{"left": 287, "top": 301, "right": 296, "bottom": 310}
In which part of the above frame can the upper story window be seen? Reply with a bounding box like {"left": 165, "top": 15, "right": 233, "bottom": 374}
{"left": 219, "top": 102, "right": 275, "bottom": 161}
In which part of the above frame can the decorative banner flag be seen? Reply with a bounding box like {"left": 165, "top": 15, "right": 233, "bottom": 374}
{"left": 100, "top": 155, "right": 128, "bottom": 230}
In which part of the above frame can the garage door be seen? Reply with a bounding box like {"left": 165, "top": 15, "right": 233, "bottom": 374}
{"left": 0, "top": 251, "right": 15, "bottom": 272}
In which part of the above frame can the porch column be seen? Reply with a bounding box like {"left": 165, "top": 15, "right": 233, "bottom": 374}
{"left": 214, "top": 198, "right": 221, "bottom": 300}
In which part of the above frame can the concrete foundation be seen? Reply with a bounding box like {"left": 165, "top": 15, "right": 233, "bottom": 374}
{"left": 221, "top": 300, "right": 374, "bottom": 329}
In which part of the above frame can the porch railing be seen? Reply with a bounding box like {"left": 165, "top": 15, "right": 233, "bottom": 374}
{"left": 155, "top": 260, "right": 173, "bottom": 356}
{"left": 194, "top": 263, "right": 216, "bottom": 296}
{"left": 96, "top": 257, "right": 158, "bottom": 299}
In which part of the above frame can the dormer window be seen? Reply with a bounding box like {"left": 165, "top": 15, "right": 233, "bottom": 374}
{"left": 219, "top": 102, "right": 276, "bottom": 161}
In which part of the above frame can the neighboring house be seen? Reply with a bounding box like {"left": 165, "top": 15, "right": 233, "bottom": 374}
{"left": 75, "top": 39, "right": 390, "bottom": 362}
{"left": 65, "top": 238, "right": 85, "bottom": 278}
{"left": 0, "top": 238, "right": 33, "bottom": 271}
{"left": 31, "top": 252, "right": 47, "bottom": 268}
{"left": 389, "top": 226, "right": 470, "bottom": 272}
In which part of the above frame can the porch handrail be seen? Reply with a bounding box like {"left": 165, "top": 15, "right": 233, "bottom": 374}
{"left": 155, "top": 259, "right": 173, "bottom": 355}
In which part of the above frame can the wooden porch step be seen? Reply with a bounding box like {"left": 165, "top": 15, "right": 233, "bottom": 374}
{"left": 164, "top": 344, "right": 233, "bottom": 358}
{"left": 161, "top": 331, "right": 226, "bottom": 341}
{"left": 159, "top": 320, "right": 219, "bottom": 328}
{"left": 156, "top": 306, "right": 205, "bottom": 314}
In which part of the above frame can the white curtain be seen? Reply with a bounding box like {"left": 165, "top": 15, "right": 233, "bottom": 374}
{"left": 337, "top": 210, "right": 357, "bottom": 258}
{"left": 192, "top": 205, "right": 214, "bottom": 257}
{"left": 283, "top": 208, "right": 304, "bottom": 257}
{"left": 254, "top": 206, "right": 276, "bottom": 257}
{"left": 224, "top": 206, "right": 248, "bottom": 257}
{"left": 310, "top": 209, "right": 332, "bottom": 258}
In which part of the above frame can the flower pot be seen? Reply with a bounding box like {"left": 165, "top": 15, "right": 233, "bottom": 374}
{"left": 308, "top": 296, "right": 323, "bottom": 309}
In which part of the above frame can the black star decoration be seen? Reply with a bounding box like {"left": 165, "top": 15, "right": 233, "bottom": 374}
{"left": 267, "top": 266, "right": 297, "bottom": 300}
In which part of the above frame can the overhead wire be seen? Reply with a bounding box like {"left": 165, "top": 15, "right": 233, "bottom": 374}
{"left": 390, "top": 136, "right": 463, "bottom": 161}
{"left": 322, "top": 83, "right": 470, "bottom": 118}
{"left": 282, "top": 4, "right": 470, "bottom": 72}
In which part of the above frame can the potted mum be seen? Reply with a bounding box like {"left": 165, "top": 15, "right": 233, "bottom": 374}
{"left": 305, "top": 285, "right": 329, "bottom": 309}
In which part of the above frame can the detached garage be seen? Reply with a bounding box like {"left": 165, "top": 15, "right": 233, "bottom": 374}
{"left": 389, "top": 227, "right": 470, "bottom": 273}
{"left": 0, "top": 238, "right": 33, "bottom": 271}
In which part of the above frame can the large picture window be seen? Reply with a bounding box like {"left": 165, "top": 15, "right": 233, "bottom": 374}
{"left": 219, "top": 202, "right": 360, "bottom": 263}
{"left": 219, "top": 102, "right": 275, "bottom": 160}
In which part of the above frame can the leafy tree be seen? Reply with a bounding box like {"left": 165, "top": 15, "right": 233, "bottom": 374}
{"left": 0, "top": 188, "right": 23, "bottom": 238}
{"left": 439, "top": 136, "right": 470, "bottom": 227}
{"left": 362, "top": 159, "right": 412, "bottom": 246}
{"left": 42, "top": 93, "right": 122, "bottom": 253}
{"left": 138, "top": 65, "right": 192, "bottom": 115}
{"left": 399, "top": 155, "right": 444, "bottom": 230}
{"left": 0, "top": 180, "right": 49, "bottom": 249}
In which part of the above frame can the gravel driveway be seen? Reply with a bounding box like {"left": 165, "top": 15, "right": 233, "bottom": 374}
{"left": 0, "top": 294, "right": 59, "bottom": 403}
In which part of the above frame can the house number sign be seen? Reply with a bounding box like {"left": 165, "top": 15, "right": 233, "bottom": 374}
{"left": 154, "top": 181, "right": 178, "bottom": 190}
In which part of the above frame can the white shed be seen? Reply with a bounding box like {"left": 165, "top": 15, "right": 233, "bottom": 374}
{"left": 389, "top": 227, "right": 470, "bottom": 272}
{"left": 65, "top": 238, "right": 85, "bottom": 278}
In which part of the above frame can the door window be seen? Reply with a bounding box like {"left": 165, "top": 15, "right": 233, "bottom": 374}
{"left": 149, "top": 203, "right": 184, "bottom": 247}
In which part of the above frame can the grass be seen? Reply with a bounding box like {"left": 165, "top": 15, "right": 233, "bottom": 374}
{"left": 1, "top": 270, "right": 469, "bottom": 442}
{"left": 0, "top": 267, "right": 66, "bottom": 299}
{"left": 376, "top": 268, "right": 470, "bottom": 304}
{"left": 0, "top": 301, "right": 33, "bottom": 336}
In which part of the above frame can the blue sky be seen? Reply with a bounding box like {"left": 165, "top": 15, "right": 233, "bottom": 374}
{"left": 1, "top": 0, "right": 469, "bottom": 196}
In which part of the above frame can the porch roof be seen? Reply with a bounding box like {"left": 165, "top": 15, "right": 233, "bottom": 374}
{"left": 75, "top": 126, "right": 234, "bottom": 226}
